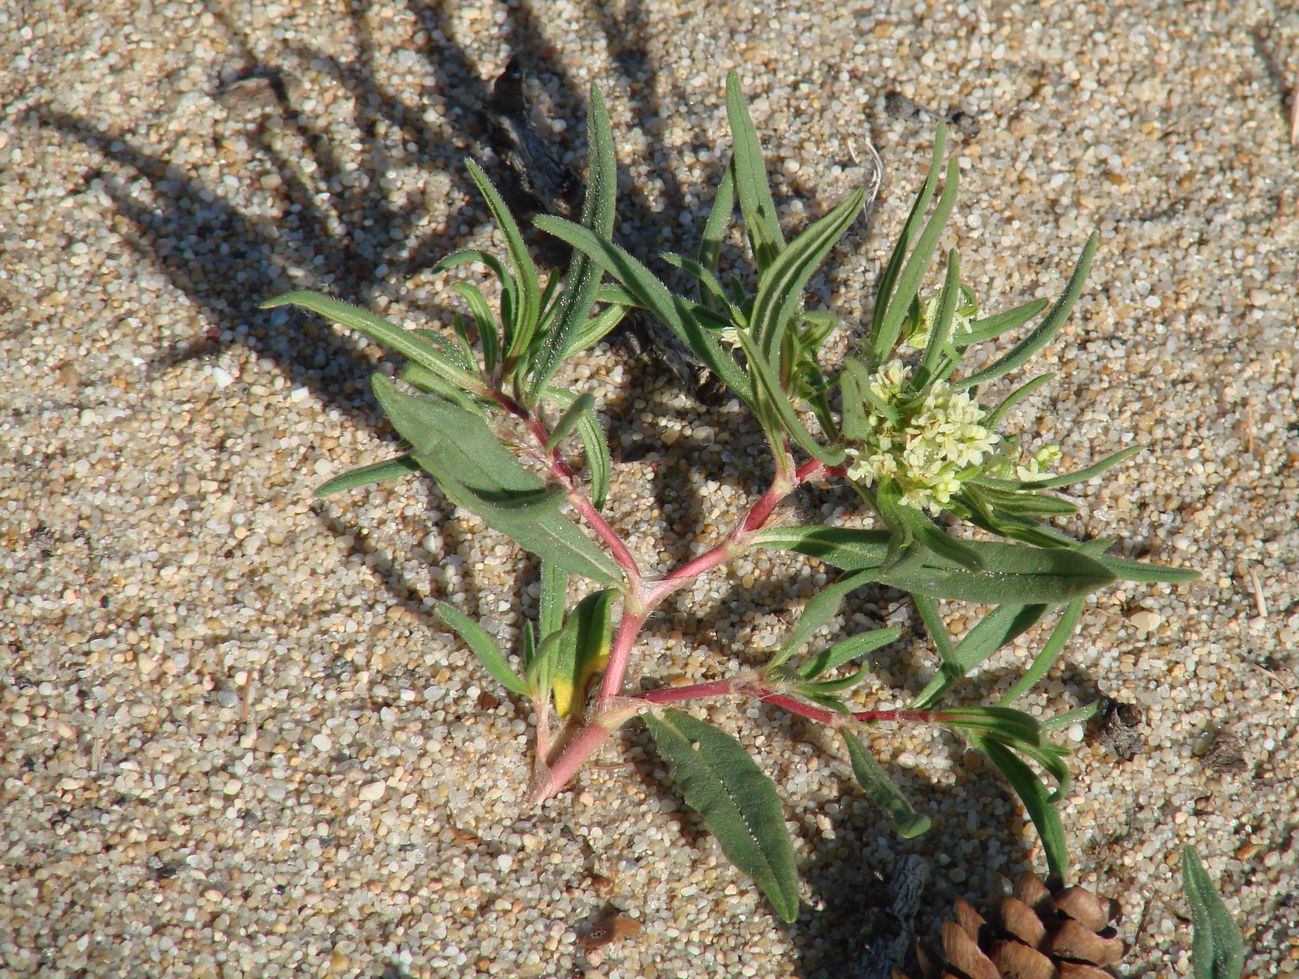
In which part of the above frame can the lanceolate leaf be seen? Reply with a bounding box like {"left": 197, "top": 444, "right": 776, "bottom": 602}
{"left": 953, "top": 297, "right": 1049, "bottom": 348}
{"left": 878, "top": 540, "right": 1114, "bottom": 604}
{"left": 544, "top": 386, "right": 612, "bottom": 510}
{"left": 998, "top": 599, "right": 1084, "bottom": 705}
{"left": 842, "top": 731, "right": 931, "bottom": 839}
{"left": 262, "top": 291, "right": 483, "bottom": 394}
{"left": 697, "top": 159, "right": 737, "bottom": 304}
{"left": 977, "top": 736, "right": 1070, "bottom": 881}
{"left": 796, "top": 627, "right": 902, "bottom": 680}
{"left": 529, "top": 84, "right": 619, "bottom": 394}
{"left": 725, "top": 70, "right": 784, "bottom": 270}
{"left": 911, "top": 601, "right": 1050, "bottom": 709}
{"left": 534, "top": 216, "right": 755, "bottom": 405}
{"left": 436, "top": 601, "right": 528, "bottom": 696}
{"left": 314, "top": 454, "right": 420, "bottom": 497}
{"left": 768, "top": 570, "right": 875, "bottom": 670}
{"left": 956, "top": 232, "right": 1098, "bottom": 390}
{"left": 643, "top": 709, "right": 800, "bottom": 923}
{"left": 1182, "top": 846, "right": 1245, "bottom": 979}
{"left": 372, "top": 376, "right": 621, "bottom": 583}
{"left": 751, "top": 526, "right": 890, "bottom": 571}
{"left": 750, "top": 188, "right": 865, "bottom": 364}
{"left": 464, "top": 159, "right": 540, "bottom": 364}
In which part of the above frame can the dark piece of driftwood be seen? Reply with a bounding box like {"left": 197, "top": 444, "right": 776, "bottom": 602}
{"left": 850, "top": 854, "right": 930, "bottom": 979}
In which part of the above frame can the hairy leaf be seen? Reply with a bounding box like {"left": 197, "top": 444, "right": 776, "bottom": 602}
{"left": 644, "top": 709, "right": 800, "bottom": 922}
{"left": 978, "top": 736, "right": 1070, "bottom": 881}
{"left": 1182, "top": 846, "right": 1245, "bottom": 979}
{"left": 842, "top": 731, "right": 931, "bottom": 839}
{"left": 372, "top": 376, "right": 621, "bottom": 583}
{"left": 314, "top": 454, "right": 420, "bottom": 497}
{"left": 437, "top": 601, "right": 528, "bottom": 696}
{"left": 725, "top": 71, "right": 784, "bottom": 270}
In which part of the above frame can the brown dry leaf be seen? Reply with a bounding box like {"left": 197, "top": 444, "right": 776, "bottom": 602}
{"left": 580, "top": 905, "right": 642, "bottom": 950}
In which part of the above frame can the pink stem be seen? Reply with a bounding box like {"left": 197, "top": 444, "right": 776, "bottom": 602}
{"left": 489, "top": 388, "right": 642, "bottom": 579}
{"left": 531, "top": 718, "right": 618, "bottom": 804}
{"left": 634, "top": 679, "right": 737, "bottom": 704}
{"left": 594, "top": 609, "right": 646, "bottom": 712}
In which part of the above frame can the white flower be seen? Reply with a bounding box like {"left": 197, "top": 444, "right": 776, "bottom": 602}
{"left": 845, "top": 357, "right": 999, "bottom": 513}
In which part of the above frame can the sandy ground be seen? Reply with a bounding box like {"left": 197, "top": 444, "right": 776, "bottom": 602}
{"left": 2, "top": 1, "right": 1297, "bottom": 976}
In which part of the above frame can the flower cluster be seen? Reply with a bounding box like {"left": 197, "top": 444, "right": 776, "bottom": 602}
{"left": 901, "top": 293, "right": 975, "bottom": 351}
{"left": 845, "top": 358, "right": 999, "bottom": 512}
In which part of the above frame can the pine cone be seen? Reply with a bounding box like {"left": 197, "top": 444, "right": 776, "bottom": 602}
{"left": 903, "top": 873, "right": 1124, "bottom": 979}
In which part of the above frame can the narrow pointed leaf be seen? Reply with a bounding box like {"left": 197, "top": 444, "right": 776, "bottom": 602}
{"left": 911, "top": 602, "right": 1049, "bottom": 708}
{"left": 643, "top": 709, "right": 800, "bottom": 922}
{"left": 725, "top": 71, "right": 784, "bottom": 269}
{"left": 750, "top": 188, "right": 864, "bottom": 362}
{"left": 873, "top": 157, "right": 959, "bottom": 361}
{"left": 979, "top": 445, "right": 1142, "bottom": 490}
{"left": 373, "top": 376, "right": 621, "bottom": 583}
{"left": 797, "top": 627, "right": 902, "bottom": 680}
{"left": 768, "top": 570, "right": 874, "bottom": 670}
{"left": 918, "top": 248, "right": 961, "bottom": 381}
{"left": 543, "top": 386, "right": 612, "bottom": 510}
{"left": 450, "top": 281, "right": 499, "bottom": 372}
{"left": 436, "top": 601, "right": 529, "bottom": 696}
{"left": 977, "top": 736, "right": 1070, "bottom": 881}
{"left": 998, "top": 599, "right": 1084, "bottom": 704}
{"left": 1182, "top": 846, "right": 1245, "bottom": 979}
{"left": 314, "top": 454, "right": 421, "bottom": 497}
{"left": 535, "top": 216, "right": 754, "bottom": 404}
{"left": 698, "top": 158, "right": 737, "bottom": 304}
{"left": 957, "top": 232, "right": 1098, "bottom": 389}
{"left": 464, "top": 158, "right": 540, "bottom": 362}
{"left": 736, "top": 329, "right": 844, "bottom": 465}
{"left": 842, "top": 732, "right": 931, "bottom": 839}
{"left": 538, "top": 560, "right": 568, "bottom": 641}
{"left": 952, "top": 297, "right": 1049, "bottom": 348}
{"left": 1092, "top": 553, "right": 1198, "bottom": 584}
{"left": 262, "top": 291, "right": 482, "bottom": 392}
{"left": 870, "top": 124, "right": 946, "bottom": 355}
{"left": 545, "top": 393, "right": 595, "bottom": 452}
{"left": 751, "top": 525, "right": 890, "bottom": 571}
{"left": 529, "top": 85, "right": 618, "bottom": 393}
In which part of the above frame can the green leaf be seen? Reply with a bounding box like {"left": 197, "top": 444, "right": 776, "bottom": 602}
{"left": 842, "top": 731, "right": 932, "bottom": 839}
{"left": 872, "top": 156, "right": 959, "bottom": 363}
{"left": 750, "top": 188, "right": 864, "bottom": 364}
{"left": 796, "top": 627, "right": 902, "bottom": 680}
{"left": 980, "top": 445, "right": 1143, "bottom": 491}
{"left": 535, "top": 216, "right": 755, "bottom": 405}
{"left": 998, "top": 600, "right": 1084, "bottom": 705}
{"left": 952, "top": 297, "right": 1049, "bottom": 348}
{"left": 549, "top": 589, "right": 616, "bottom": 718}
{"left": 450, "top": 281, "right": 499, "bottom": 373}
{"left": 529, "top": 85, "right": 619, "bottom": 394}
{"left": 543, "top": 386, "right": 612, "bottom": 510}
{"left": 725, "top": 71, "right": 784, "bottom": 270}
{"left": 314, "top": 454, "right": 421, "bottom": 497}
{"left": 262, "top": 291, "right": 482, "bottom": 393}
{"left": 910, "top": 601, "right": 1050, "bottom": 709}
{"left": 1182, "top": 847, "right": 1245, "bottom": 979}
{"left": 545, "top": 392, "right": 595, "bottom": 453}
{"left": 372, "top": 376, "right": 622, "bottom": 583}
{"left": 878, "top": 538, "right": 1114, "bottom": 604}
{"left": 436, "top": 601, "right": 529, "bottom": 696}
{"left": 977, "top": 736, "right": 1070, "bottom": 881}
{"left": 980, "top": 372, "right": 1056, "bottom": 430}
{"left": 464, "top": 158, "right": 540, "bottom": 364}
{"left": 643, "top": 709, "right": 800, "bottom": 922}
{"left": 735, "top": 329, "right": 845, "bottom": 466}
{"left": 874, "top": 484, "right": 984, "bottom": 573}
{"left": 917, "top": 248, "right": 961, "bottom": 384}
{"left": 1092, "top": 553, "right": 1199, "bottom": 584}
{"left": 870, "top": 124, "right": 946, "bottom": 359}
{"left": 767, "top": 570, "right": 874, "bottom": 671}
{"left": 957, "top": 232, "right": 1098, "bottom": 389}
{"left": 751, "top": 526, "right": 890, "bottom": 571}
{"left": 538, "top": 559, "right": 568, "bottom": 642}
{"left": 697, "top": 159, "right": 737, "bottom": 307}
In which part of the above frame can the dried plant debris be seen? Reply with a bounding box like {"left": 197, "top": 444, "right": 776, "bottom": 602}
{"left": 579, "top": 904, "right": 642, "bottom": 950}
{"left": 1093, "top": 697, "right": 1145, "bottom": 761}
{"left": 1199, "top": 730, "right": 1248, "bottom": 775}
